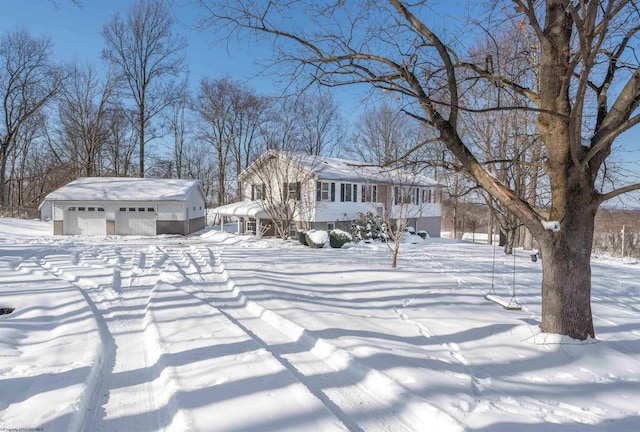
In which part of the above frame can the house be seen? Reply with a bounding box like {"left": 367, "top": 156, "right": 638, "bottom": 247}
{"left": 213, "top": 150, "right": 445, "bottom": 238}
{"left": 40, "top": 177, "right": 206, "bottom": 236}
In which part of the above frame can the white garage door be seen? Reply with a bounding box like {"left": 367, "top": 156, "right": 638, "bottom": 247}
{"left": 64, "top": 206, "right": 106, "bottom": 235}
{"left": 117, "top": 207, "right": 156, "bottom": 235}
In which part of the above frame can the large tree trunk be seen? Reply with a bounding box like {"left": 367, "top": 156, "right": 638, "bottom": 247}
{"left": 538, "top": 203, "right": 596, "bottom": 339}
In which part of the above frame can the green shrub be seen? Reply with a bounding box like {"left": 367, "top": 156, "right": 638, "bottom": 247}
{"left": 297, "top": 230, "right": 308, "bottom": 246}
{"left": 329, "top": 229, "right": 353, "bottom": 248}
{"left": 417, "top": 230, "right": 430, "bottom": 239}
{"left": 305, "top": 230, "right": 327, "bottom": 248}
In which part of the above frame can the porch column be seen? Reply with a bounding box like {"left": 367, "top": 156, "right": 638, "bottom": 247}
{"left": 220, "top": 215, "right": 224, "bottom": 232}
{"left": 237, "top": 218, "right": 241, "bottom": 235}
{"left": 256, "top": 217, "right": 261, "bottom": 238}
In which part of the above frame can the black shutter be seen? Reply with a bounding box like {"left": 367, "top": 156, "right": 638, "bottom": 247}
{"left": 331, "top": 183, "right": 336, "bottom": 202}
{"left": 353, "top": 184, "right": 358, "bottom": 202}
{"left": 316, "top": 182, "right": 321, "bottom": 201}
{"left": 340, "top": 183, "right": 345, "bottom": 202}
{"left": 251, "top": 185, "right": 255, "bottom": 200}
{"left": 296, "top": 182, "right": 301, "bottom": 201}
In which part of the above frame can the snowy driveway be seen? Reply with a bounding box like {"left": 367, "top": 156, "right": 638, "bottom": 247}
{"left": 1, "top": 222, "right": 639, "bottom": 431}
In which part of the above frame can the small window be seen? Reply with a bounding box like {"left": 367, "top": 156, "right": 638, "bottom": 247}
{"left": 139, "top": 207, "right": 145, "bottom": 212}
{"left": 78, "top": 207, "right": 86, "bottom": 211}
{"left": 88, "top": 207, "right": 95, "bottom": 211}
{"left": 199, "top": 206, "right": 202, "bottom": 210}
{"left": 148, "top": 207, "right": 154, "bottom": 212}
{"left": 193, "top": 206, "right": 196, "bottom": 211}
{"left": 68, "top": 207, "right": 76, "bottom": 211}
{"left": 327, "top": 223, "right": 335, "bottom": 231}
{"left": 97, "top": 207, "right": 104, "bottom": 212}
{"left": 119, "top": 207, "right": 126, "bottom": 212}
{"left": 321, "top": 182, "right": 329, "bottom": 201}
{"left": 129, "top": 208, "right": 135, "bottom": 212}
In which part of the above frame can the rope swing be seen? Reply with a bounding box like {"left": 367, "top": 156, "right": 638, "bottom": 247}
{"left": 485, "top": 232, "right": 522, "bottom": 311}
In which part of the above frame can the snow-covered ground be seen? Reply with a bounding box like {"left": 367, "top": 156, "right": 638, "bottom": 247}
{"left": 1, "top": 218, "right": 639, "bottom": 431}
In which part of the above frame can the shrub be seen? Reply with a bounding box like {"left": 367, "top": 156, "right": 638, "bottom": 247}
{"left": 305, "top": 229, "right": 328, "bottom": 248}
{"left": 417, "top": 230, "right": 430, "bottom": 239}
{"left": 329, "top": 229, "right": 353, "bottom": 248}
{"left": 297, "top": 229, "right": 308, "bottom": 246}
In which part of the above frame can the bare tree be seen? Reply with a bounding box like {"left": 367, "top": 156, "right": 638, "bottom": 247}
{"left": 296, "top": 93, "right": 343, "bottom": 156}
{"left": 101, "top": 0, "right": 187, "bottom": 178}
{"left": 348, "top": 102, "right": 421, "bottom": 167}
{"left": 57, "top": 62, "right": 117, "bottom": 177}
{"left": 102, "top": 102, "right": 138, "bottom": 177}
{"left": 201, "top": 0, "right": 640, "bottom": 340}
{"left": 0, "top": 26, "right": 63, "bottom": 207}
{"left": 163, "top": 87, "right": 190, "bottom": 179}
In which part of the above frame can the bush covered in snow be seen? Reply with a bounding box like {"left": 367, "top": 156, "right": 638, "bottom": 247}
{"left": 329, "top": 229, "right": 353, "bottom": 248}
{"left": 417, "top": 230, "right": 430, "bottom": 239}
{"left": 305, "top": 230, "right": 328, "bottom": 248}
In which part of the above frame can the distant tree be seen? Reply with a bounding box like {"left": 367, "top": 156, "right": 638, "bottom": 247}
{"left": 101, "top": 0, "right": 187, "bottom": 177}
{"left": 0, "top": 27, "right": 63, "bottom": 208}
{"left": 195, "top": 77, "right": 268, "bottom": 204}
{"left": 162, "top": 86, "right": 190, "bottom": 179}
{"left": 296, "top": 93, "right": 343, "bottom": 156}
{"left": 348, "top": 103, "right": 421, "bottom": 167}
{"left": 57, "top": 62, "right": 117, "bottom": 177}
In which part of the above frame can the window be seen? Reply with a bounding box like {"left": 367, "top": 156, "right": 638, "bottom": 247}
{"left": 247, "top": 221, "right": 256, "bottom": 234}
{"left": 119, "top": 207, "right": 126, "bottom": 212}
{"left": 362, "top": 185, "right": 378, "bottom": 202}
{"left": 327, "top": 222, "right": 335, "bottom": 231}
{"left": 253, "top": 184, "right": 264, "bottom": 200}
{"left": 341, "top": 183, "right": 352, "bottom": 202}
{"left": 148, "top": 208, "right": 155, "bottom": 212}
{"left": 287, "top": 182, "right": 301, "bottom": 201}
{"left": 393, "top": 186, "right": 412, "bottom": 205}
{"left": 317, "top": 182, "right": 331, "bottom": 201}
{"left": 68, "top": 207, "right": 76, "bottom": 211}
{"left": 129, "top": 207, "right": 135, "bottom": 212}
{"left": 289, "top": 222, "right": 297, "bottom": 239}
{"left": 97, "top": 207, "right": 104, "bottom": 212}
{"left": 140, "top": 208, "right": 146, "bottom": 212}
{"left": 78, "top": 207, "right": 86, "bottom": 211}
{"left": 88, "top": 207, "right": 95, "bottom": 211}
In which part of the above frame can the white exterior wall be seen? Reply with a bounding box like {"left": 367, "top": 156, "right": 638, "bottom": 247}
{"left": 311, "top": 201, "right": 384, "bottom": 222}
{"left": 157, "top": 202, "right": 186, "bottom": 220}
{"left": 186, "top": 191, "right": 206, "bottom": 220}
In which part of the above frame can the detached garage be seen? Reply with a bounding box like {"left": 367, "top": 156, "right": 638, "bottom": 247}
{"left": 41, "top": 177, "right": 206, "bottom": 236}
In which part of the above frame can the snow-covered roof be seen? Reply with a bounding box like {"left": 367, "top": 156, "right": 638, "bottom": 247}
{"left": 242, "top": 150, "right": 443, "bottom": 187}
{"left": 210, "top": 200, "right": 270, "bottom": 218}
{"left": 44, "top": 177, "right": 202, "bottom": 202}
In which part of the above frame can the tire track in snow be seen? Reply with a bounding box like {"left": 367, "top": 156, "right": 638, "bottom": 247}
{"left": 35, "top": 252, "right": 117, "bottom": 432}
{"left": 160, "top": 245, "right": 463, "bottom": 432}
{"left": 40, "top": 246, "right": 192, "bottom": 432}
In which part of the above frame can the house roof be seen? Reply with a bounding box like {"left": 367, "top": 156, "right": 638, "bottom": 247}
{"left": 241, "top": 150, "right": 443, "bottom": 187}
{"left": 43, "top": 177, "right": 202, "bottom": 202}
{"left": 210, "top": 200, "right": 270, "bottom": 219}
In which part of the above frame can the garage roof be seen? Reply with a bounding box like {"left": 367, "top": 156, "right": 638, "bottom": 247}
{"left": 45, "top": 177, "right": 202, "bottom": 201}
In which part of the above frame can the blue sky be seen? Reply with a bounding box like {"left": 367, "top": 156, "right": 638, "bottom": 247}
{"left": 0, "top": 1, "right": 276, "bottom": 94}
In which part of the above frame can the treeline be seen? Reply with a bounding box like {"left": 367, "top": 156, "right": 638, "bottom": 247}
{"left": 0, "top": 1, "right": 350, "bottom": 216}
